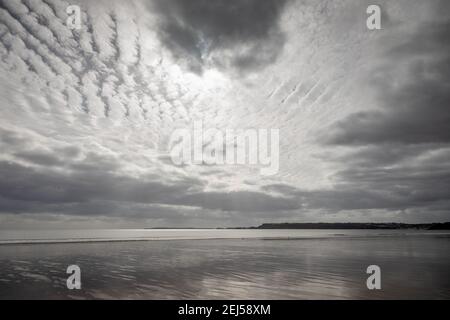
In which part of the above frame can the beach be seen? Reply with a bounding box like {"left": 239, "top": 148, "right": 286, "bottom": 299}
{"left": 0, "top": 229, "right": 449, "bottom": 299}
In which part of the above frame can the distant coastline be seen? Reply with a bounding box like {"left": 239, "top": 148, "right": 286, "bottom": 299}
{"left": 144, "top": 222, "right": 450, "bottom": 230}
{"left": 250, "top": 222, "right": 450, "bottom": 230}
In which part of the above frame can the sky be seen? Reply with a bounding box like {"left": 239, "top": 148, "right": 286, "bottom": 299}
{"left": 0, "top": 0, "right": 449, "bottom": 228}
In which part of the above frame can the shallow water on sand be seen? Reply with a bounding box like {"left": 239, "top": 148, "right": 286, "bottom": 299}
{"left": 0, "top": 229, "right": 449, "bottom": 299}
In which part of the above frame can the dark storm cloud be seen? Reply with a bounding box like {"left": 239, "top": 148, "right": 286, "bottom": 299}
{"left": 150, "top": 0, "right": 289, "bottom": 73}
{"left": 314, "top": 18, "right": 450, "bottom": 218}
{"left": 0, "top": 123, "right": 301, "bottom": 216}
{"left": 0, "top": 160, "right": 201, "bottom": 206}
{"left": 0, "top": 159, "right": 300, "bottom": 216}
{"left": 326, "top": 22, "right": 450, "bottom": 146}
{"left": 260, "top": 169, "right": 450, "bottom": 214}
{"left": 303, "top": 168, "right": 450, "bottom": 212}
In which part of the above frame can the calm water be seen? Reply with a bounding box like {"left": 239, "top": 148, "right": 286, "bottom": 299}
{"left": 0, "top": 229, "right": 449, "bottom": 299}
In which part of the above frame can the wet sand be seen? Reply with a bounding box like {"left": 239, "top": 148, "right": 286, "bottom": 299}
{"left": 0, "top": 230, "right": 449, "bottom": 299}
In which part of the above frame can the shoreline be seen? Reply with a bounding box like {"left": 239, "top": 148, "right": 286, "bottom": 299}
{"left": 1, "top": 229, "right": 449, "bottom": 246}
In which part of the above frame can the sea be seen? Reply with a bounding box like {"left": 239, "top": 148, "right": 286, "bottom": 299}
{"left": 0, "top": 229, "right": 449, "bottom": 299}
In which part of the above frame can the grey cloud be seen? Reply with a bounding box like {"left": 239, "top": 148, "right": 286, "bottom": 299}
{"left": 0, "top": 160, "right": 197, "bottom": 205}
{"left": 320, "top": 143, "right": 449, "bottom": 172}
{"left": 325, "top": 22, "right": 450, "bottom": 146}
{"left": 387, "top": 22, "right": 450, "bottom": 59}
{"left": 301, "top": 173, "right": 450, "bottom": 212}
{"left": 180, "top": 190, "right": 300, "bottom": 212}
{"left": 0, "top": 127, "right": 27, "bottom": 146}
{"left": 14, "top": 150, "right": 65, "bottom": 167}
{"left": 261, "top": 183, "right": 299, "bottom": 196}
{"left": 69, "top": 152, "right": 121, "bottom": 173}
{"left": 56, "top": 146, "right": 82, "bottom": 159}
{"left": 304, "top": 148, "right": 450, "bottom": 214}
{"left": 150, "top": 0, "right": 289, "bottom": 73}
{"left": 259, "top": 165, "right": 450, "bottom": 213}
{"left": 312, "top": 18, "right": 450, "bottom": 219}
{"left": 0, "top": 159, "right": 300, "bottom": 215}
{"left": 1, "top": 0, "right": 450, "bottom": 226}
{"left": 303, "top": 146, "right": 450, "bottom": 214}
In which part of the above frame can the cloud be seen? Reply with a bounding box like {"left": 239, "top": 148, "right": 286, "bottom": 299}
{"left": 0, "top": 154, "right": 300, "bottom": 216}
{"left": 1, "top": 0, "right": 450, "bottom": 228}
{"left": 14, "top": 150, "right": 66, "bottom": 167}
{"left": 150, "top": 0, "right": 289, "bottom": 73}
{"left": 315, "top": 15, "right": 450, "bottom": 219}
{"left": 179, "top": 190, "right": 300, "bottom": 212}
{"left": 325, "top": 21, "right": 450, "bottom": 146}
